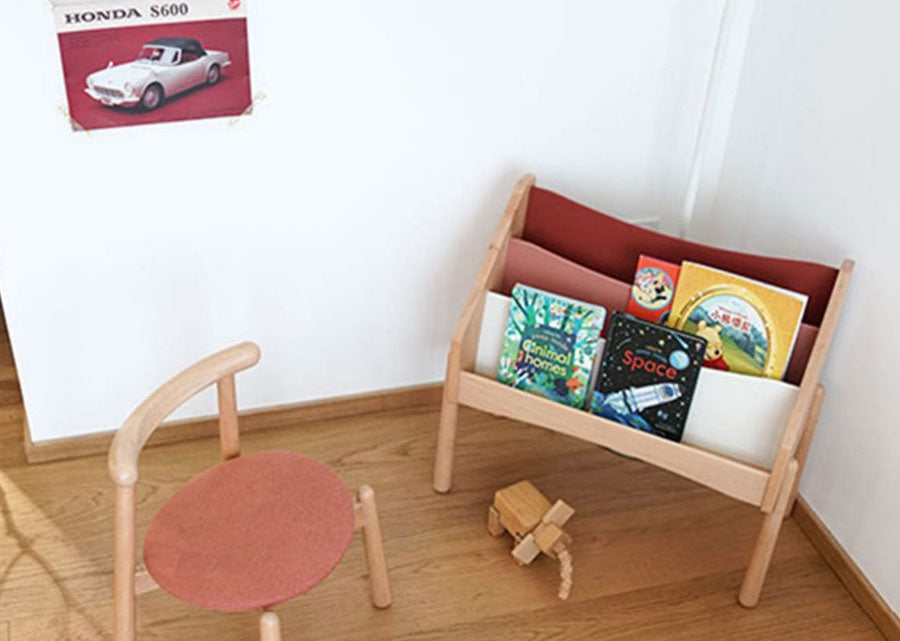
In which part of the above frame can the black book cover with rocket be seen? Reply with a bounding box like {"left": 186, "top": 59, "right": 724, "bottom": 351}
{"left": 589, "top": 312, "right": 707, "bottom": 442}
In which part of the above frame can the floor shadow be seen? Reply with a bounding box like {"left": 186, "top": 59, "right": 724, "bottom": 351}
{"left": 0, "top": 480, "right": 109, "bottom": 639}
{"left": 0, "top": 322, "right": 110, "bottom": 640}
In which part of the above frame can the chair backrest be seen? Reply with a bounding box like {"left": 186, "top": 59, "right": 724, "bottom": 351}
{"left": 108, "top": 342, "right": 260, "bottom": 641}
{"left": 521, "top": 187, "right": 839, "bottom": 327}
{"left": 108, "top": 342, "right": 261, "bottom": 486}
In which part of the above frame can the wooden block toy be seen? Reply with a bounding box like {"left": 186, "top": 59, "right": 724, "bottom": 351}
{"left": 533, "top": 522, "right": 570, "bottom": 556}
{"left": 543, "top": 499, "right": 575, "bottom": 528}
{"left": 511, "top": 533, "right": 541, "bottom": 566}
{"left": 489, "top": 480, "right": 575, "bottom": 600}
{"left": 493, "top": 480, "right": 551, "bottom": 538}
{"left": 487, "top": 505, "right": 505, "bottom": 537}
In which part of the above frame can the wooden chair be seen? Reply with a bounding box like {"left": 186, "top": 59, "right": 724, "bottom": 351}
{"left": 109, "top": 342, "right": 391, "bottom": 641}
{"left": 433, "top": 174, "right": 852, "bottom": 607}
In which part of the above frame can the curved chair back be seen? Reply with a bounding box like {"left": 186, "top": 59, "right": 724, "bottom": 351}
{"left": 108, "top": 341, "right": 261, "bottom": 641}
{"left": 109, "top": 342, "right": 260, "bottom": 485}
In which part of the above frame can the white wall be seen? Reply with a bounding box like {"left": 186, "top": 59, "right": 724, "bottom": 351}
{"left": 0, "top": 1, "right": 726, "bottom": 441}
{"left": 690, "top": 0, "right": 899, "bottom": 614}
{"left": 1, "top": 0, "right": 896, "bottom": 615}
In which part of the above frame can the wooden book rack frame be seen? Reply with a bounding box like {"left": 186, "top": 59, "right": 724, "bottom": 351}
{"left": 433, "top": 174, "right": 852, "bottom": 607}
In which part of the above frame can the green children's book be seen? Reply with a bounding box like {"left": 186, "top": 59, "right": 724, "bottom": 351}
{"left": 498, "top": 284, "right": 606, "bottom": 408}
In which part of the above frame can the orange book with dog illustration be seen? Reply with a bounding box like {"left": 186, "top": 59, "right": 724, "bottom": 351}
{"left": 626, "top": 255, "right": 681, "bottom": 324}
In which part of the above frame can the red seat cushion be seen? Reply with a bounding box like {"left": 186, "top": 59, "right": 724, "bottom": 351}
{"left": 144, "top": 451, "right": 356, "bottom": 612}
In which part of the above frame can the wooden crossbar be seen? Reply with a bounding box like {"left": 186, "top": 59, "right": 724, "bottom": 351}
{"left": 458, "top": 372, "right": 769, "bottom": 506}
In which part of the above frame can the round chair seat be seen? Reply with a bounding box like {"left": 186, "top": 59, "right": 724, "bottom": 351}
{"left": 144, "top": 450, "right": 356, "bottom": 612}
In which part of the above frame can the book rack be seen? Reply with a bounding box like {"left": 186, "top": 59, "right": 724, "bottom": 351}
{"left": 433, "top": 174, "right": 852, "bottom": 607}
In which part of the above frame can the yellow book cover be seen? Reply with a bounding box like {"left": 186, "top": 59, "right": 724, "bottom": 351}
{"left": 667, "top": 262, "right": 807, "bottom": 380}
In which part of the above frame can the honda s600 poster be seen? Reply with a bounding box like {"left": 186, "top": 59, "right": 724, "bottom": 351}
{"left": 53, "top": 0, "right": 252, "bottom": 130}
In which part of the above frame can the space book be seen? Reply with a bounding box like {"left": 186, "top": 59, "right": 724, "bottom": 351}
{"left": 590, "top": 312, "right": 707, "bottom": 442}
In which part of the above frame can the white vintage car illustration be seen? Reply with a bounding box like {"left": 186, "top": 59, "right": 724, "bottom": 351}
{"left": 85, "top": 37, "right": 230, "bottom": 110}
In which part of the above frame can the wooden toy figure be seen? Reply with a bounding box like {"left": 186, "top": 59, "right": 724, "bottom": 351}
{"left": 488, "top": 480, "right": 575, "bottom": 600}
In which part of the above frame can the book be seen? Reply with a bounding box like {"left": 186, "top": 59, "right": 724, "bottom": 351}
{"left": 590, "top": 313, "right": 707, "bottom": 441}
{"left": 626, "top": 255, "right": 681, "bottom": 324}
{"left": 498, "top": 284, "right": 606, "bottom": 408}
{"left": 667, "top": 262, "right": 808, "bottom": 380}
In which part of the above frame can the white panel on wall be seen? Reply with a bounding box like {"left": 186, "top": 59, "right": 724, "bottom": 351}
{"left": 689, "top": 0, "right": 900, "bottom": 615}
{"left": 0, "top": 0, "right": 725, "bottom": 442}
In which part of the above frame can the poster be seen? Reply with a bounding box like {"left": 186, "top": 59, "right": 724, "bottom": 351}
{"left": 53, "top": 0, "right": 252, "bottom": 130}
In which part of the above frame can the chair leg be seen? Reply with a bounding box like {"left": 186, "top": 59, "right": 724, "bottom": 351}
{"left": 433, "top": 372, "right": 460, "bottom": 494}
{"left": 114, "top": 485, "right": 137, "bottom": 641}
{"left": 357, "top": 485, "right": 393, "bottom": 609}
{"left": 259, "top": 611, "right": 281, "bottom": 641}
{"left": 785, "top": 385, "right": 825, "bottom": 518}
{"left": 739, "top": 459, "right": 799, "bottom": 608}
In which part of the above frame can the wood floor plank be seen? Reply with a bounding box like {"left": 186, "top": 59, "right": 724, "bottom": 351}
{"left": 380, "top": 558, "right": 883, "bottom": 641}
{"left": 0, "top": 324, "right": 888, "bottom": 640}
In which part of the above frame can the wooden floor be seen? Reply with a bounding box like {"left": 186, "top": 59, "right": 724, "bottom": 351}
{"left": 0, "top": 331, "right": 886, "bottom": 640}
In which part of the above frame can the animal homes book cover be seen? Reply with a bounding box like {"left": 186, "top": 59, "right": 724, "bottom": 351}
{"left": 498, "top": 284, "right": 606, "bottom": 408}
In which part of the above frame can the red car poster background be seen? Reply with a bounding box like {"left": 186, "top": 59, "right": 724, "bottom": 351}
{"left": 54, "top": 0, "right": 252, "bottom": 130}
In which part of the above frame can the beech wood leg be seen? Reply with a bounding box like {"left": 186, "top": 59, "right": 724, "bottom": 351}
{"left": 357, "top": 485, "right": 393, "bottom": 608}
{"left": 433, "top": 374, "right": 460, "bottom": 493}
{"left": 114, "top": 485, "right": 136, "bottom": 641}
{"left": 259, "top": 611, "right": 281, "bottom": 641}
{"left": 739, "top": 459, "right": 799, "bottom": 608}
{"left": 786, "top": 385, "right": 825, "bottom": 518}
